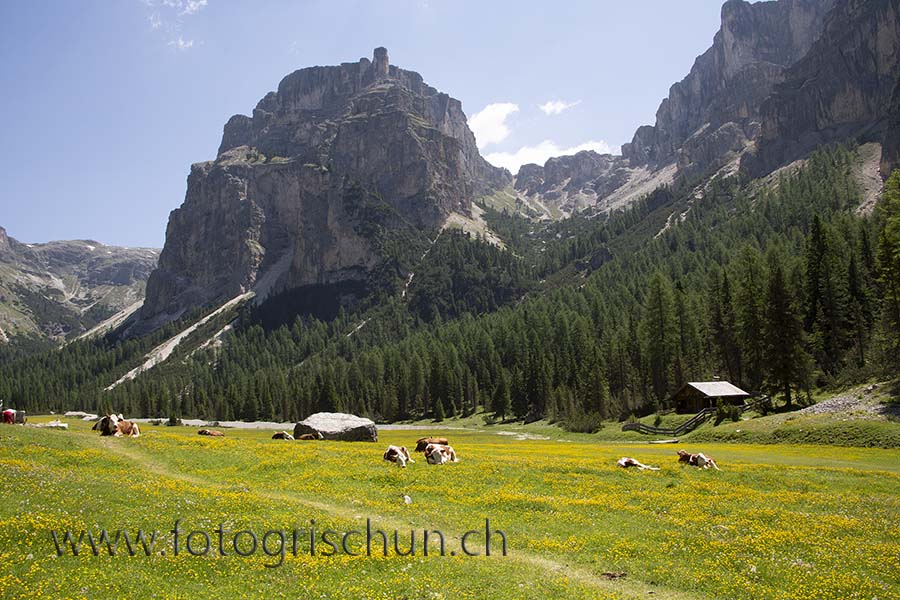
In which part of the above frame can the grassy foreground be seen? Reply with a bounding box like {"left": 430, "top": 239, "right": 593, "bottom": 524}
{"left": 1, "top": 419, "right": 898, "bottom": 599}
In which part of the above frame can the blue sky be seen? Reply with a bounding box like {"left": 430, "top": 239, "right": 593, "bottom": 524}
{"left": 0, "top": 1, "right": 724, "bottom": 248}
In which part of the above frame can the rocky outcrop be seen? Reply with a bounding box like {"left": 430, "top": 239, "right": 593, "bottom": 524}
{"left": 516, "top": 0, "right": 835, "bottom": 217}
{"left": 294, "top": 412, "right": 377, "bottom": 442}
{"left": 622, "top": 0, "right": 834, "bottom": 172}
{"left": 0, "top": 227, "right": 158, "bottom": 342}
{"left": 882, "top": 79, "right": 900, "bottom": 177}
{"left": 745, "top": 0, "right": 900, "bottom": 178}
{"left": 513, "top": 151, "right": 633, "bottom": 216}
{"left": 138, "top": 48, "right": 510, "bottom": 331}
{"left": 0, "top": 227, "right": 11, "bottom": 260}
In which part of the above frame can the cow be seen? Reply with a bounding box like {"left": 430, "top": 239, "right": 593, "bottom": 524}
{"left": 198, "top": 429, "right": 224, "bottom": 437}
{"left": 617, "top": 457, "right": 659, "bottom": 471}
{"left": 1, "top": 401, "right": 25, "bottom": 425}
{"left": 677, "top": 449, "right": 720, "bottom": 470}
{"left": 424, "top": 443, "right": 458, "bottom": 465}
{"left": 297, "top": 433, "right": 320, "bottom": 441}
{"left": 415, "top": 437, "right": 449, "bottom": 452}
{"left": 272, "top": 431, "right": 294, "bottom": 440}
{"left": 383, "top": 445, "right": 415, "bottom": 468}
{"left": 92, "top": 414, "right": 141, "bottom": 438}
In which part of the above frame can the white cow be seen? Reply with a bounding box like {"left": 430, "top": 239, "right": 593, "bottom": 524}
{"left": 424, "top": 443, "right": 459, "bottom": 465}
{"left": 616, "top": 457, "right": 659, "bottom": 471}
{"left": 92, "top": 414, "right": 141, "bottom": 437}
{"left": 383, "top": 445, "right": 415, "bottom": 468}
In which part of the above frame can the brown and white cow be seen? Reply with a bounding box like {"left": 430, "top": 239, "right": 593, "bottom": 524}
{"left": 272, "top": 431, "right": 294, "bottom": 440}
{"left": 92, "top": 414, "right": 141, "bottom": 438}
{"left": 383, "top": 445, "right": 415, "bottom": 468}
{"left": 297, "top": 433, "right": 320, "bottom": 441}
{"left": 677, "top": 449, "right": 720, "bottom": 470}
{"left": 415, "top": 437, "right": 449, "bottom": 452}
{"left": 424, "top": 443, "right": 458, "bottom": 465}
{"left": 198, "top": 429, "right": 224, "bottom": 437}
{"left": 617, "top": 457, "right": 659, "bottom": 471}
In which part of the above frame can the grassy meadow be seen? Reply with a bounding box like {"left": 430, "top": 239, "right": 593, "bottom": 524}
{"left": 1, "top": 418, "right": 899, "bottom": 599}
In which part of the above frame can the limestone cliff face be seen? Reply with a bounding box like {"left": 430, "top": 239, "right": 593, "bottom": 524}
{"left": 622, "top": 0, "right": 834, "bottom": 172}
{"left": 882, "top": 78, "right": 900, "bottom": 177}
{"left": 516, "top": 0, "right": 835, "bottom": 217}
{"left": 745, "top": 0, "right": 900, "bottom": 177}
{"left": 138, "top": 48, "right": 509, "bottom": 329}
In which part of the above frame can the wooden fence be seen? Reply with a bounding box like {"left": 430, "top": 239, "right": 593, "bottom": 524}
{"left": 621, "top": 396, "right": 770, "bottom": 436}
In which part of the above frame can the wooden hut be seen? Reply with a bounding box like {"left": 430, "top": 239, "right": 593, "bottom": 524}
{"left": 670, "top": 381, "right": 750, "bottom": 414}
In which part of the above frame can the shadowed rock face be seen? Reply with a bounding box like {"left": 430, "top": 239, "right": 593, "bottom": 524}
{"left": 138, "top": 48, "right": 510, "bottom": 331}
{"left": 622, "top": 0, "right": 835, "bottom": 170}
{"left": 516, "top": 0, "right": 835, "bottom": 216}
{"left": 882, "top": 79, "right": 900, "bottom": 177}
{"left": 745, "top": 0, "right": 900, "bottom": 178}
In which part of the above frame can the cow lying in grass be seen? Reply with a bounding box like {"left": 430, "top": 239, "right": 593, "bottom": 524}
{"left": 92, "top": 414, "right": 141, "bottom": 438}
{"left": 616, "top": 457, "right": 659, "bottom": 471}
{"left": 415, "top": 437, "right": 449, "bottom": 452}
{"left": 424, "top": 443, "right": 458, "bottom": 465}
{"left": 383, "top": 445, "right": 414, "bottom": 467}
{"left": 297, "top": 433, "right": 321, "bottom": 441}
{"left": 677, "top": 449, "right": 720, "bottom": 470}
{"left": 198, "top": 429, "right": 224, "bottom": 437}
{"left": 272, "top": 431, "right": 294, "bottom": 440}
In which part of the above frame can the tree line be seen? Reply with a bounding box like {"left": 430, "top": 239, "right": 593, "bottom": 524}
{"left": 2, "top": 144, "right": 899, "bottom": 430}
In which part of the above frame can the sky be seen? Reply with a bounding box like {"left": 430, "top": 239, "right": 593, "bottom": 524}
{"left": 0, "top": 0, "right": 725, "bottom": 248}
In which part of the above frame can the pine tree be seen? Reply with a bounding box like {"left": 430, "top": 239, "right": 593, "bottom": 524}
{"left": 710, "top": 269, "right": 742, "bottom": 384}
{"left": 735, "top": 246, "right": 767, "bottom": 392}
{"left": 876, "top": 171, "right": 900, "bottom": 367}
{"left": 641, "top": 272, "right": 677, "bottom": 405}
{"left": 763, "top": 251, "right": 810, "bottom": 407}
{"left": 493, "top": 372, "right": 511, "bottom": 420}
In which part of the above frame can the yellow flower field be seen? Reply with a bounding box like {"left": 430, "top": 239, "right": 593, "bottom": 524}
{"left": 0, "top": 421, "right": 898, "bottom": 599}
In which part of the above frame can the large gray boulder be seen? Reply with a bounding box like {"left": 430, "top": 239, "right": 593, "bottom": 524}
{"left": 294, "top": 412, "right": 377, "bottom": 442}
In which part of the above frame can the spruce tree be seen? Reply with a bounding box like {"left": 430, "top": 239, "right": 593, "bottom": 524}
{"left": 763, "top": 251, "right": 810, "bottom": 407}
{"left": 641, "top": 272, "right": 677, "bottom": 405}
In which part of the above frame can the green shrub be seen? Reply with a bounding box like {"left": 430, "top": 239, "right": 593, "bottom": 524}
{"left": 562, "top": 411, "right": 603, "bottom": 433}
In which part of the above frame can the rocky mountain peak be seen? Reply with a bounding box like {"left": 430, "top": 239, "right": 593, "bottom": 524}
{"left": 137, "top": 48, "right": 510, "bottom": 332}
{"left": 514, "top": 0, "right": 840, "bottom": 220}
{"left": 373, "top": 46, "right": 390, "bottom": 79}
{"left": 0, "top": 226, "right": 10, "bottom": 256}
{"left": 622, "top": 0, "right": 834, "bottom": 171}
{"left": 0, "top": 227, "right": 159, "bottom": 342}
{"left": 744, "top": 0, "right": 900, "bottom": 177}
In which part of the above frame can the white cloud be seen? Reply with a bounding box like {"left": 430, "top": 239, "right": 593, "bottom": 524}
{"left": 179, "top": 0, "right": 207, "bottom": 15}
{"left": 539, "top": 99, "right": 581, "bottom": 115}
{"left": 484, "top": 140, "right": 618, "bottom": 173}
{"left": 469, "top": 103, "right": 519, "bottom": 149}
{"left": 168, "top": 36, "right": 194, "bottom": 50}
{"left": 142, "top": 0, "right": 207, "bottom": 48}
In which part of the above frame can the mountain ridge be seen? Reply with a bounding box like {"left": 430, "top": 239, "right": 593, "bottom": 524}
{"left": 0, "top": 225, "right": 159, "bottom": 344}
{"left": 508, "top": 0, "right": 900, "bottom": 220}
